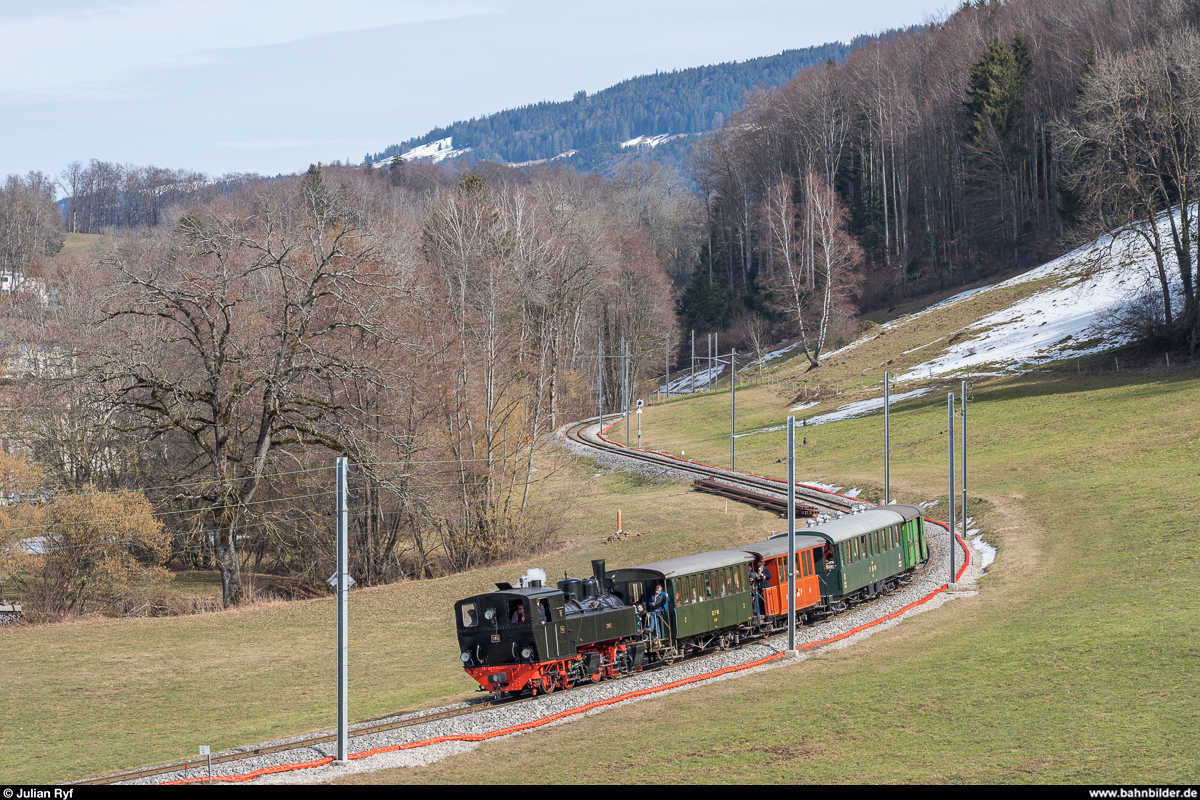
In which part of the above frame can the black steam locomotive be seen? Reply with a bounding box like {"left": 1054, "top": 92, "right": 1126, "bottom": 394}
{"left": 454, "top": 560, "right": 646, "bottom": 694}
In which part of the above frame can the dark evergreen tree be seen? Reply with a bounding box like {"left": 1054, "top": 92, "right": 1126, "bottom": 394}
{"left": 676, "top": 253, "right": 734, "bottom": 332}
{"left": 301, "top": 163, "right": 331, "bottom": 222}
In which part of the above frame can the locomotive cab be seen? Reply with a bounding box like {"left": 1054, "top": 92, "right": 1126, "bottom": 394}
{"left": 456, "top": 585, "right": 574, "bottom": 692}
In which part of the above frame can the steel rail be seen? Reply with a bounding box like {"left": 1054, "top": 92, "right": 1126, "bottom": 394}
{"left": 563, "top": 414, "right": 856, "bottom": 515}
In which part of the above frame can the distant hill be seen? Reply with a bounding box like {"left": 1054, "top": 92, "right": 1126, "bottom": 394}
{"left": 366, "top": 39, "right": 867, "bottom": 174}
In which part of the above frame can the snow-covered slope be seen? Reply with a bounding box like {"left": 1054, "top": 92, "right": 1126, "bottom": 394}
{"left": 621, "top": 133, "right": 691, "bottom": 148}
{"left": 374, "top": 136, "right": 471, "bottom": 165}
{"left": 861, "top": 210, "right": 1182, "bottom": 381}
{"left": 670, "top": 208, "right": 1179, "bottom": 400}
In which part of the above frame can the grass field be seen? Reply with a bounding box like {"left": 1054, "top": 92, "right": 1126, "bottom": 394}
{"left": 0, "top": 465, "right": 786, "bottom": 785}
{"left": 4, "top": 252, "right": 1200, "bottom": 783}
{"left": 335, "top": 366, "right": 1200, "bottom": 784}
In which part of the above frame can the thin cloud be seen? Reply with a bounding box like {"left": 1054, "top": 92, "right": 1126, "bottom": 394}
{"left": 0, "top": 0, "right": 491, "bottom": 99}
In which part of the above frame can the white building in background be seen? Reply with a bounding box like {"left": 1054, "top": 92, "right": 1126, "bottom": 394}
{"left": 0, "top": 270, "right": 52, "bottom": 307}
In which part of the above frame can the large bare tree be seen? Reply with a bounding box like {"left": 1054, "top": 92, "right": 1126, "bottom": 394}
{"left": 98, "top": 169, "right": 413, "bottom": 606}
{"left": 764, "top": 172, "right": 863, "bottom": 368}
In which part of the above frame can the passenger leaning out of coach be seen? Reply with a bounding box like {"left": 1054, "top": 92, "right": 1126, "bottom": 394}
{"left": 748, "top": 560, "right": 768, "bottom": 616}
{"left": 648, "top": 584, "right": 666, "bottom": 638}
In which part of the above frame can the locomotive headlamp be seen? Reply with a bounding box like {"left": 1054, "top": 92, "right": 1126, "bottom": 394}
{"left": 521, "top": 647, "right": 533, "bottom": 659}
{"left": 484, "top": 608, "right": 496, "bottom": 621}
{"left": 461, "top": 652, "right": 471, "bottom": 662}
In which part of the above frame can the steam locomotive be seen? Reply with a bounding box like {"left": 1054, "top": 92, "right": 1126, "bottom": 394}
{"left": 454, "top": 503, "right": 928, "bottom": 695}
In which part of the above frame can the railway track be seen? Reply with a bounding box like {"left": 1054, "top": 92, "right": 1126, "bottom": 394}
{"left": 562, "top": 414, "right": 856, "bottom": 517}
{"left": 68, "top": 701, "right": 506, "bottom": 785}
{"left": 74, "top": 629, "right": 781, "bottom": 785}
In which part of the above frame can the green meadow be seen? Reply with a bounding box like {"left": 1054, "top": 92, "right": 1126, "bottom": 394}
{"left": 344, "top": 367, "right": 1200, "bottom": 784}
{"left": 4, "top": 258, "right": 1199, "bottom": 783}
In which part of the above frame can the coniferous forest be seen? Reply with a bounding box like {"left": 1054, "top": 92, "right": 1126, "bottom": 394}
{"left": 366, "top": 40, "right": 861, "bottom": 167}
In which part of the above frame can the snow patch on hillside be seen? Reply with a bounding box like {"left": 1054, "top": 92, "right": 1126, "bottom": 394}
{"left": 621, "top": 133, "right": 690, "bottom": 148}
{"left": 375, "top": 137, "right": 471, "bottom": 166}
{"left": 662, "top": 362, "right": 726, "bottom": 394}
{"left": 796, "top": 387, "right": 936, "bottom": 423}
{"left": 839, "top": 208, "right": 1186, "bottom": 381}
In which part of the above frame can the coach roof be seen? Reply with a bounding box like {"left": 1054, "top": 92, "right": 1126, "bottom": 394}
{"left": 769, "top": 507, "right": 909, "bottom": 546}
{"left": 733, "top": 536, "right": 828, "bottom": 559}
{"left": 608, "top": 550, "right": 753, "bottom": 580}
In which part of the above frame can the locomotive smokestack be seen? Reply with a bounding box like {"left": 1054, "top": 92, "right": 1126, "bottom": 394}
{"left": 591, "top": 559, "right": 606, "bottom": 586}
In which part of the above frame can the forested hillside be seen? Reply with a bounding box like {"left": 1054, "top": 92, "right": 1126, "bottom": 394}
{"left": 685, "top": 0, "right": 1200, "bottom": 363}
{"left": 366, "top": 40, "right": 862, "bottom": 167}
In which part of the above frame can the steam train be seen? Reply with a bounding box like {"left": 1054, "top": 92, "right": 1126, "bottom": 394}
{"left": 454, "top": 503, "right": 928, "bottom": 695}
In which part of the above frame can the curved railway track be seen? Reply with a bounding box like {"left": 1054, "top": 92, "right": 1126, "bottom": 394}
{"left": 563, "top": 413, "right": 858, "bottom": 516}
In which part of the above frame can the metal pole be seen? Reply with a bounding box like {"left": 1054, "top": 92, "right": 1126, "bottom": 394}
{"left": 623, "top": 338, "right": 629, "bottom": 448}
{"left": 787, "top": 416, "right": 796, "bottom": 652}
{"left": 690, "top": 330, "right": 695, "bottom": 393}
{"left": 884, "top": 372, "right": 890, "bottom": 504}
{"left": 730, "top": 350, "right": 736, "bottom": 471}
{"left": 961, "top": 380, "right": 968, "bottom": 543}
{"left": 598, "top": 335, "right": 603, "bottom": 424}
{"left": 336, "top": 456, "right": 349, "bottom": 763}
{"left": 707, "top": 333, "right": 712, "bottom": 390}
{"left": 665, "top": 331, "right": 670, "bottom": 401}
{"left": 948, "top": 393, "right": 956, "bottom": 586}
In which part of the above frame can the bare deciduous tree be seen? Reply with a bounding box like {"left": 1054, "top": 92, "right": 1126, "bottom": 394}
{"left": 98, "top": 170, "right": 413, "bottom": 606}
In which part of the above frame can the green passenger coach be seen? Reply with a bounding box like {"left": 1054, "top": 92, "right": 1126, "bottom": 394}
{"left": 607, "top": 550, "right": 755, "bottom": 659}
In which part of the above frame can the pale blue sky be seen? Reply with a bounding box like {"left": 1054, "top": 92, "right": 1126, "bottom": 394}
{"left": 0, "top": 1, "right": 952, "bottom": 187}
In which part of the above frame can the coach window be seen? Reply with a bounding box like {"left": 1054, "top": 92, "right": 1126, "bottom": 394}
{"left": 460, "top": 603, "right": 479, "bottom": 628}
